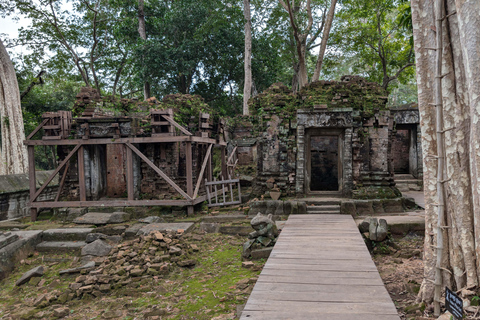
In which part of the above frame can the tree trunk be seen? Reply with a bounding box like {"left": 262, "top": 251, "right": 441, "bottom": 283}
{"left": 312, "top": 0, "right": 337, "bottom": 82}
{"left": 412, "top": 0, "right": 480, "bottom": 307}
{"left": 0, "top": 39, "right": 28, "bottom": 175}
{"left": 138, "top": 0, "right": 150, "bottom": 100}
{"left": 243, "top": 0, "right": 252, "bottom": 116}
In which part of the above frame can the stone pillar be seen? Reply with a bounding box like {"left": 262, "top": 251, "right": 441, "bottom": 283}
{"left": 295, "top": 125, "right": 305, "bottom": 195}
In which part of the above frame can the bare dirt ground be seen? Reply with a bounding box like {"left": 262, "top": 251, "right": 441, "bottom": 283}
{"left": 374, "top": 233, "right": 480, "bottom": 320}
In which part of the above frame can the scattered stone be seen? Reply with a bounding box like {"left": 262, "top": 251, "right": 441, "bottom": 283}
{"left": 139, "top": 216, "right": 164, "bottom": 224}
{"left": 53, "top": 307, "right": 69, "bottom": 318}
{"left": 177, "top": 259, "right": 196, "bottom": 267}
{"left": 15, "top": 266, "right": 44, "bottom": 286}
{"left": 137, "top": 222, "right": 194, "bottom": 236}
{"left": 376, "top": 219, "right": 388, "bottom": 241}
{"left": 199, "top": 222, "right": 219, "bottom": 233}
{"left": 358, "top": 217, "right": 374, "bottom": 233}
{"left": 169, "top": 246, "right": 182, "bottom": 255}
{"left": 33, "top": 294, "right": 47, "bottom": 307}
{"left": 85, "top": 233, "right": 107, "bottom": 243}
{"left": 81, "top": 240, "right": 112, "bottom": 256}
{"left": 102, "top": 310, "right": 123, "bottom": 319}
{"left": 144, "top": 308, "right": 167, "bottom": 317}
{"left": 59, "top": 261, "right": 95, "bottom": 275}
{"left": 241, "top": 261, "right": 254, "bottom": 268}
{"left": 250, "top": 247, "right": 273, "bottom": 260}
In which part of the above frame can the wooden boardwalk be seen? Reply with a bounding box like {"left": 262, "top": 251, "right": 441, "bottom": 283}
{"left": 240, "top": 214, "right": 399, "bottom": 320}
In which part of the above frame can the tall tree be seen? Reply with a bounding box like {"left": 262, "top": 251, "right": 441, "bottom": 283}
{"left": 0, "top": 39, "right": 28, "bottom": 174}
{"left": 243, "top": 0, "right": 252, "bottom": 115}
{"left": 138, "top": 0, "right": 150, "bottom": 99}
{"left": 329, "top": 0, "right": 414, "bottom": 91}
{"left": 311, "top": 0, "right": 337, "bottom": 82}
{"left": 411, "top": 0, "right": 480, "bottom": 310}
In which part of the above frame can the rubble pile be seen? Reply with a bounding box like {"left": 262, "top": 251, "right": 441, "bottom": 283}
{"left": 32, "top": 230, "right": 198, "bottom": 307}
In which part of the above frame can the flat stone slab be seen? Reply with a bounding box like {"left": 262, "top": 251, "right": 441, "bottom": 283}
{"left": 59, "top": 261, "right": 95, "bottom": 275}
{"left": 36, "top": 241, "right": 86, "bottom": 254}
{"left": 136, "top": 222, "right": 194, "bottom": 236}
{"left": 0, "top": 221, "right": 28, "bottom": 230}
{"left": 73, "top": 212, "right": 130, "bottom": 225}
{"left": 0, "top": 231, "right": 43, "bottom": 280}
{"left": 42, "top": 228, "right": 94, "bottom": 242}
{"left": 15, "top": 265, "right": 44, "bottom": 286}
{"left": 355, "top": 213, "right": 425, "bottom": 235}
{"left": 0, "top": 232, "right": 19, "bottom": 249}
{"left": 201, "top": 215, "right": 249, "bottom": 223}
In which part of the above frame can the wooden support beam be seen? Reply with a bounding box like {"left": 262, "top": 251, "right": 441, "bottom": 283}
{"left": 163, "top": 115, "right": 193, "bottom": 136}
{"left": 26, "top": 118, "right": 49, "bottom": 140}
{"left": 28, "top": 146, "right": 37, "bottom": 221}
{"left": 24, "top": 135, "right": 218, "bottom": 146}
{"left": 186, "top": 141, "right": 194, "bottom": 215}
{"left": 54, "top": 161, "right": 70, "bottom": 202}
{"left": 31, "top": 144, "right": 81, "bottom": 203}
{"left": 193, "top": 144, "right": 213, "bottom": 199}
{"left": 126, "top": 142, "right": 192, "bottom": 200}
{"left": 221, "top": 146, "right": 227, "bottom": 179}
{"left": 78, "top": 145, "right": 86, "bottom": 201}
{"left": 126, "top": 144, "right": 134, "bottom": 200}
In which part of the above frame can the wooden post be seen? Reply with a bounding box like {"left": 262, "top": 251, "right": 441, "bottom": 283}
{"left": 126, "top": 143, "right": 134, "bottom": 200}
{"left": 78, "top": 146, "right": 86, "bottom": 201}
{"left": 186, "top": 141, "right": 194, "bottom": 215}
{"left": 221, "top": 146, "right": 227, "bottom": 179}
{"left": 207, "top": 145, "right": 213, "bottom": 182}
{"left": 28, "top": 146, "right": 37, "bottom": 221}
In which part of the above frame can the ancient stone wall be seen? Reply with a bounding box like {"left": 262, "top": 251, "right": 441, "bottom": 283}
{"left": 242, "top": 76, "right": 410, "bottom": 198}
{"left": 0, "top": 171, "right": 58, "bottom": 220}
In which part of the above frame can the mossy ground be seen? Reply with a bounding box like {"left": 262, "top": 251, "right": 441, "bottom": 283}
{"left": 0, "top": 231, "right": 263, "bottom": 319}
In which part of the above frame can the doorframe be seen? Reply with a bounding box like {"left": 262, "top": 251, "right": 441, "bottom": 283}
{"left": 305, "top": 128, "right": 344, "bottom": 195}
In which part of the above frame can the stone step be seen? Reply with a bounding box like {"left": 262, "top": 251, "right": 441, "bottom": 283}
{"left": 36, "top": 241, "right": 86, "bottom": 254}
{"left": 395, "top": 179, "right": 422, "bottom": 184}
{"left": 306, "top": 205, "right": 340, "bottom": 212}
{"left": 42, "top": 228, "right": 93, "bottom": 242}
{"left": 306, "top": 209, "right": 341, "bottom": 214}
{"left": 73, "top": 212, "right": 130, "bottom": 225}
{"left": 394, "top": 174, "right": 417, "bottom": 181}
{"left": 303, "top": 199, "right": 342, "bottom": 206}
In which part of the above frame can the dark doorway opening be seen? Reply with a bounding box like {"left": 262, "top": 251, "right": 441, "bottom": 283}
{"left": 392, "top": 129, "right": 410, "bottom": 174}
{"left": 310, "top": 135, "right": 339, "bottom": 191}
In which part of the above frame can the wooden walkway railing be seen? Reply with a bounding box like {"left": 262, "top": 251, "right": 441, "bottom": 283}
{"left": 240, "top": 214, "right": 399, "bottom": 320}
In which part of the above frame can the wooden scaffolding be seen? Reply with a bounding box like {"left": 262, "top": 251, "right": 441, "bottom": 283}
{"left": 24, "top": 110, "right": 229, "bottom": 221}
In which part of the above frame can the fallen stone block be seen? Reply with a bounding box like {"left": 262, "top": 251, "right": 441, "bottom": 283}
{"left": 250, "top": 247, "right": 273, "bottom": 260}
{"left": 59, "top": 261, "right": 95, "bottom": 275}
{"left": 81, "top": 240, "right": 112, "bottom": 257}
{"left": 15, "top": 265, "right": 44, "bottom": 286}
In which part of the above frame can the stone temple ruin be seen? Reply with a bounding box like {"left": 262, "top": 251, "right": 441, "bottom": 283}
{"left": 230, "top": 75, "right": 423, "bottom": 214}
{"left": 0, "top": 76, "right": 423, "bottom": 223}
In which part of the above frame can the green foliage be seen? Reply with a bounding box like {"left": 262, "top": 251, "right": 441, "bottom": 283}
{"left": 325, "top": 0, "right": 415, "bottom": 92}
{"left": 249, "top": 77, "right": 388, "bottom": 118}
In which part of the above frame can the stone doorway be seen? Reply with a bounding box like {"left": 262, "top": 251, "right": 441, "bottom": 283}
{"left": 392, "top": 124, "right": 420, "bottom": 177}
{"left": 305, "top": 129, "right": 343, "bottom": 194}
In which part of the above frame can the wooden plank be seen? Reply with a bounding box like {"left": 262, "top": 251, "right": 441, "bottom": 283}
{"left": 30, "top": 199, "right": 195, "bottom": 208}
{"left": 126, "top": 144, "right": 134, "bottom": 200}
{"left": 26, "top": 118, "right": 49, "bottom": 140}
{"left": 205, "top": 179, "right": 212, "bottom": 205}
{"left": 78, "top": 145, "right": 86, "bottom": 201}
{"left": 221, "top": 146, "right": 227, "bottom": 179}
{"left": 207, "top": 201, "right": 241, "bottom": 207}
{"left": 28, "top": 146, "right": 37, "bottom": 221}
{"left": 205, "top": 178, "right": 239, "bottom": 186}
{"left": 163, "top": 115, "right": 192, "bottom": 136}
{"left": 185, "top": 141, "right": 193, "bottom": 197}
{"left": 54, "top": 160, "right": 70, "bottom": 202}
{"left": 193, "top": 144, "right": 212, "bottom": 199}
{"left": 240, "top": 311, "right": 400, "bottom": 320}
{"left": 240, "top": 214, "right": 399, "bottom": 320}
{"left": 126, "top": 142, "right": 192, "bottom": 200}
{"left": 31, "top": 144, "right": 81, "bottom": 203}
